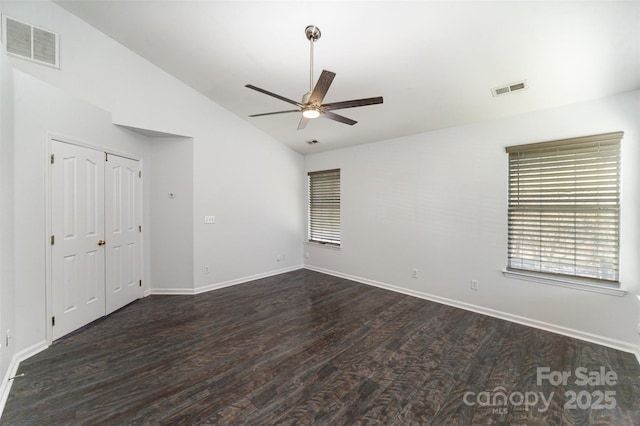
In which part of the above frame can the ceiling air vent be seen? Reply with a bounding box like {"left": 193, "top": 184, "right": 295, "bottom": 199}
{"left": 491, "top": 80, "right": 527, "bottom": 97}
{"left": 307, "top": 139, "right": 319, "bottom": 145}
{"left": 2, "top": 15, "right": 59, "bottom": 68}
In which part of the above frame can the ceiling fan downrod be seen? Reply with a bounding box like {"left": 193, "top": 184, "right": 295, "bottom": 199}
{"left": 305, "top": 25, "right": 321, "bottom": 94}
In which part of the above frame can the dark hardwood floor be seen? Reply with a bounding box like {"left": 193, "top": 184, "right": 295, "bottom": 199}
{"left": 3, "top": 269, "right": 640, "bottom": 425}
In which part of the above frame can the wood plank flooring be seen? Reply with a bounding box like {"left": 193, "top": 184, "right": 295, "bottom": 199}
{"left": 2, "top": 269, "right": 640, "bottom": 425}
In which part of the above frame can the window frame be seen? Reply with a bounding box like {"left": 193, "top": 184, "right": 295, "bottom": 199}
{"left": 307, "top": 168, "right": 341, "bottom": 247}
{"left": 505, "top": 132, "right": 623, "bottom": 290}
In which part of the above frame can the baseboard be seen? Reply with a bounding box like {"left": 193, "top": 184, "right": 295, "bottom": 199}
{"left": 304, "top": 265, "right": 639, "bottom": 357}
{"left": 193, "top": 265, "right": 304, "bottom": 295}
{"left": 149, "top": 265, "right": 304, "bottom": 296}
{"left": 0, "top": 340, "right": 48, "bottom": 418}
{"left": 148, "top": 287, "right": 195, "bottom": 296}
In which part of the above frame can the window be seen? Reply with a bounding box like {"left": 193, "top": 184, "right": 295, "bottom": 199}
{"left": 506, "top": 132, "right": 622, "bottom": 285}
{"left": 308, "top": 169, "right": 340, "bottom": 246}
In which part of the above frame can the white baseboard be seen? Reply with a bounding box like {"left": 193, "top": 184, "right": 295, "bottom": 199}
{"left": 149, "top": 287, "right": 194, "bottom": 296}
{"left": 0, "top": 340, "right": 48, "bottom": 418}
{"left": 150, "top": 265, "right": 304, "bottom": 296}
{"left": 304, "top": 265, "right": 640, "bottom": 358}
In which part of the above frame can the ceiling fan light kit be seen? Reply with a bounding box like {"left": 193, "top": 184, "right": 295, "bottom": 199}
{"left": 245, "top": 25, "right": 383, "bottom": 130}
{"left": 302, "top": 107, "right": 320, "bottom": 119}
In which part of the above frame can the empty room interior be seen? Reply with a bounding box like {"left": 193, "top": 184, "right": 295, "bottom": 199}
{"left": 0, "top": 0, "right": 639, "bottom": 424}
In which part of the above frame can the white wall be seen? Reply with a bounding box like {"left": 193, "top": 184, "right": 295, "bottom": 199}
{"left": 305, "top": 90, "right": 640, "bottom": 352}
{"left": 0, "top": 47, "right": 16, "bottom": 398}
{"left": 192, "top": 120, "right": 305, "bottom": 291}
{"left": 149, "top": 137, "right": 194, "bottom": 291}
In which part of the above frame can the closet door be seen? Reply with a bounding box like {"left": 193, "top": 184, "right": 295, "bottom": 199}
{"left": 51, "top": 141, "right": 105, "bottom": 340}
{"left": 105, "top": 153, "right": 142, "bottom": 314}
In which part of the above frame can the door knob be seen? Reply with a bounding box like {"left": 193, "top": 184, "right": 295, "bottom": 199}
{"left": 98, "top": 240, "right": 106, "bottom": 246}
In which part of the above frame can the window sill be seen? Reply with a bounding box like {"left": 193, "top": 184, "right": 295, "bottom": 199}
{"left": 502, "top": 270, "right": 626, "bottom": 297}
{"left": 306, "top": 240, "right": 341, "bottom": 250}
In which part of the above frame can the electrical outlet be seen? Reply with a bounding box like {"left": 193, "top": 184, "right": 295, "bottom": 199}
{"left": 276, "top": 254, "right": 281, "bottom": 262}
{"left": 204, "top": 265, "right": 210, "bottom": 274}
{"left": 5, "top": 330, "right": 11, "bottom": 347}
{"left": 411, "top": 269, "right": 418, "bottom": 279}
{"left": 471, "top": 280, "right": 479, "bottom": 291}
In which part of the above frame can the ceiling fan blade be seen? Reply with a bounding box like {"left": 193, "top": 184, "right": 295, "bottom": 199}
{"left": 309, "top": 70, "right": 336, "bottom": 105}
{"left": 249, "top": 109, "right": 300, "bottom": 117}
{"left": 322, "top": 96, "right": 383, "bottom": 111}
{"left": 322, "top": 111, "right": 357, "bottom": 126}
{"left": 245, "top": 84, "right": 303, "bottom": 107}
{"left": 297, "top": 116, "right": 310, "bottom": 130}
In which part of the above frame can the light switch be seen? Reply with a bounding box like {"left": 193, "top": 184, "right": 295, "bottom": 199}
{"left": 204, "top": 215, "right": 215, "bottom": 224}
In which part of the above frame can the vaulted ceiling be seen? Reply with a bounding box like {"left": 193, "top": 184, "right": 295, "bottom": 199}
{"left": 55, "top": 1, "right": 639, "bottom": 154}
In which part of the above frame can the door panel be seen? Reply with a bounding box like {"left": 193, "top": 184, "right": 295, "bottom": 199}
{"left": 52, "top": 141, "right": 105, "bottom": 340}
{"left": 105, "top": 154, "right": 142, "bottom": 314}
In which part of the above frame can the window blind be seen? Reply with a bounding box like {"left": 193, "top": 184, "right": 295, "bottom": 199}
{"left": 506, "top": 132, "right": 622, "bottom": 284}
{"left": 308, "top": 169, "right": 341, "bottom": 246}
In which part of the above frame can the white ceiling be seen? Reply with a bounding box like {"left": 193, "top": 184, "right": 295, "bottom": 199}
{"left": 55, "top": 0, "right": 639, "bottom": 154}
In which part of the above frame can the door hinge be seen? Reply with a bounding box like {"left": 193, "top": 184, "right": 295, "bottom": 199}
{"left": 51, "top": 235, "right": 55, "bottom": 245}
{"left": 139, "top": 170, "right": 142, "bottom": 178}
{"left": 51, "top": 316, "right": 55, "bottom": 326}
{"left": 139, "top": 280, "right": 142, "bottom": 287}
{"left": 138, "top": 225, "right": 142, "bottom": 233}
{"left": 50, "top": 154, "right": 55, "bottom": 164}
{"left": 105, "top": 152, "right": 108, "bottom": 162}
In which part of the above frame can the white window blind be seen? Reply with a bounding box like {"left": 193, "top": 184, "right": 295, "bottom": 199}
{"left": 308, "top": 169, "right": 341, "bottom": 246}
{"left": 506, "top": 132, "right": 622, "bottom": 284}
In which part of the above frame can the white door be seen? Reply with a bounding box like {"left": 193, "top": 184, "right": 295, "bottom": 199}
{"left": 51, "top": 141, "right": 106, "bottom": 340}
{"left": 105, "top": 154, "right": 142, "bottom": 314}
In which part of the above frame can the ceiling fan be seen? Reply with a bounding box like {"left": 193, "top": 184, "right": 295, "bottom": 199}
{"left": 245, "top": 25, "right": 383, "bottom": 130}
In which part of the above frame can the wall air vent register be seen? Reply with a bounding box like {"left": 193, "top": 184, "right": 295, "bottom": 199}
{"left": 492, "top": 80, "right": 527, "bottom": 97}
{"left": 2, "top": 15, "right": 59, "bottom": 68}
